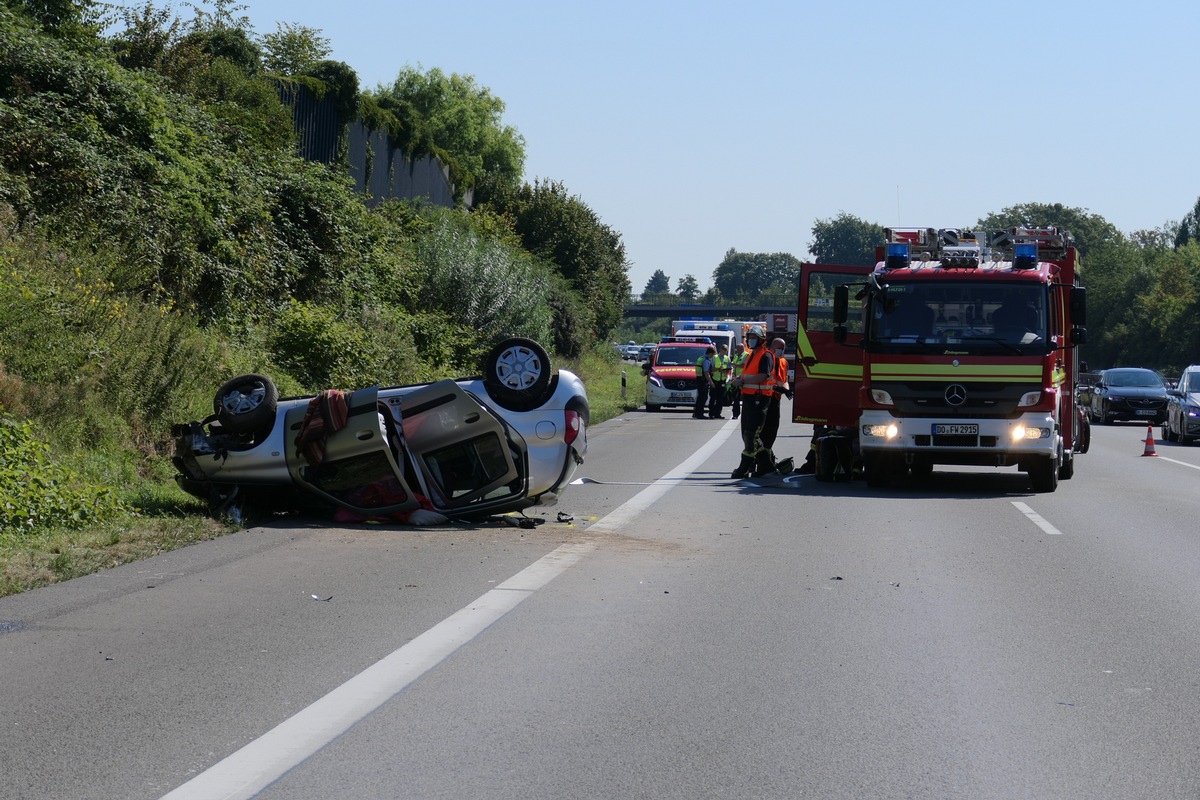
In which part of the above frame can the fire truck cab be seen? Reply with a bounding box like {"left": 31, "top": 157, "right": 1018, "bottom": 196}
{"left": 793, "top": 226, "right": 1089, "bottom": 492}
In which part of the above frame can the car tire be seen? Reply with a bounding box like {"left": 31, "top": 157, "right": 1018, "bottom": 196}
{"left": 482, "top": 337, "right": 553, "bottom": 412}
{"left": 213, "top": 373, "right": 278, "bottom": 438}
{"left": 1165, "top": 418, "right": 1179, "bottom": 442}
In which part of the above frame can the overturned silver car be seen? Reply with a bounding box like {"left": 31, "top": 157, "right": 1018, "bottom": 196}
{"left": 172, "top": 338, "right": 588, "bottom": 521}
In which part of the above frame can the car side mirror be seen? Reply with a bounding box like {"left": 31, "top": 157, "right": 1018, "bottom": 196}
{"left": 641, "top": 362, "right": 651, "bottom": 375}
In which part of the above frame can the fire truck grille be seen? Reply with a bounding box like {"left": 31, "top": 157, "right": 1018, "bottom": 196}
{"left": 876, "top": 381, "right": 1035, "bottom": 418}
{"left": 915, "top": 435, "right": 1001, "bottom": 448}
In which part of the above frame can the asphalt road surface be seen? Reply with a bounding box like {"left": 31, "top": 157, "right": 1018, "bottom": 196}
{"left": 2, "top": 412, "right": 1200, "bottom": 799}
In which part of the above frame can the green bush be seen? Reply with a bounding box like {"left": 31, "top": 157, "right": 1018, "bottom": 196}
{"left": 0, "top": 418, "right": 126, "bottom": 532}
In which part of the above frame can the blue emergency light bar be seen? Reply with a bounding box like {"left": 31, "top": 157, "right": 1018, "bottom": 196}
{"left": 1014, "top": 242, "right": 1039, "bottom": 270}
{"left": 885, "top": 242, "right": 910, "bottom": 270}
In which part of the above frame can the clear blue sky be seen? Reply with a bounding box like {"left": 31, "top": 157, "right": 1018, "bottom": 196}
{"left": 217, "top": 0, "right": 1198, "bottom": 293}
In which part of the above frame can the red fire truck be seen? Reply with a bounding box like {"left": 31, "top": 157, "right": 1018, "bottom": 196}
{"left": 793, "top": 226, "right": 1090, "bottom": 491}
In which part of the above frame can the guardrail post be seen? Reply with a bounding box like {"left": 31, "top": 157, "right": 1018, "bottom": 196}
{"left": 621, "top": 369, "right": 627, "bottom": 399}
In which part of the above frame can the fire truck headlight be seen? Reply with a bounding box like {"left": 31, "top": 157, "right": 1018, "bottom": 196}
{"left": 1012, "top": 425, "right": 1051, "bottom": 442}
{"left": 1017, "top": 391, "right": 1041, "bottom": 407}
{"left": 870, "top": 389, "right": 895, "bottom": 406}
{"left": 863, "top": 424, "right": 899, "bottom": 439}
{"left": 648, "top": 375, "right": 663, "bottom": 388}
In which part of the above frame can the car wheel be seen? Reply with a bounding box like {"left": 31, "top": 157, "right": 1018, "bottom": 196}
{"left": 213, "top": 373, "right": 278, "bottom": 438}
{"left": 482, "top": 337, "right": 553, "bottom": 412}
{"left": 1165, "top": 418, "right": 1179, "bottom": 443}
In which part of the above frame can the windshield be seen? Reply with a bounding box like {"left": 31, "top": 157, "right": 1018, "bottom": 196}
{"left": 1106, "top": 370, "right": 1163, "bottom": 388}
{"left": 865, "top": 280, "right": 1048, "bottom": 354}
{"left": 655, "top": 346, "right": 702, "bottom": 366}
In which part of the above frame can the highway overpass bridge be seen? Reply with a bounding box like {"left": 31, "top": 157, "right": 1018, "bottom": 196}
{"left": 623, "top": 295, "right": 795, "bottom": 319}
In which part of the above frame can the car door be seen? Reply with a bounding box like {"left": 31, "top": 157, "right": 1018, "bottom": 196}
{"left": 792, "top": 263, "right": 869, "bottom": 426}
{"left": 391, "top": 380, "right": 523, "bottom": 512}
{"left": 285, "top": 386, "right": 422, "bottom": 515}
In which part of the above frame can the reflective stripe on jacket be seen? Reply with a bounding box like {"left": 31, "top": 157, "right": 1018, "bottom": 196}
{"left": 740, "top": 349, "right": 776, "bottom": 396}
{"left": 731, "top": 352, "right": 748, "bottom": 377}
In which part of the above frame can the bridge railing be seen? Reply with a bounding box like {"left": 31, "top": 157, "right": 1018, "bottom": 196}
{"left": 627, "top": 293, "right": 795, "bottom": 307}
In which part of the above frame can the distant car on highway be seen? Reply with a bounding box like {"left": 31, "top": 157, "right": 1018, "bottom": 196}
{"left": 1089, "top": 367, "right": 1168, "bottom": 424}
{"left": 1163, "top": 365, "right": 1200, "bottom": 444}
{"left": 638, "top": 343, "right": 656, "bottom": 361}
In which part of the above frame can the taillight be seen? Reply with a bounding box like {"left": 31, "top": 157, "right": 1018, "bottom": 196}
{"left": 564, "top": 410, "right": 582, "bottom": 445}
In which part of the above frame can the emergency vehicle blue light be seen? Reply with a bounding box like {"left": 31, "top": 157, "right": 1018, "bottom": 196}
{"left": 1014, "top": 242, "right": 1038, "bottom": 269}
{"left": 885, "top": 242, "right": 910, "bottom": 269}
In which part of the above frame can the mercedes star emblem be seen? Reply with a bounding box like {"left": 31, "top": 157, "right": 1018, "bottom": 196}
{"left": 944, "top": 384, "right": 967, "bottom": 406}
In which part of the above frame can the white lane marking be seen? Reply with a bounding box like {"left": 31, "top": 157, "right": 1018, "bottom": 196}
{"left": 587, "top": 419, "right": 738, "bottom": 533}
{"left": 1155, "top": 455, "right": 1200, "bottom": 471}
{"left": 1011, "top": 501, "right": 1063, "bottom": 536}
{"left": 161, "top": 422, "right": 736, "bottom": 800}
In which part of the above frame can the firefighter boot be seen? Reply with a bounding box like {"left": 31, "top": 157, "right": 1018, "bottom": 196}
{"left": 753, "top": 451, "right": 777, "bottom": 477}
{"left": 731, "top": 454, "right": 755, "bottom": 480}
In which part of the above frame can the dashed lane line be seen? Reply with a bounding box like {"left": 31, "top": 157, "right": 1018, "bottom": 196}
{"left": 1011, "top": 501, "right": 1064, "bottom": 536}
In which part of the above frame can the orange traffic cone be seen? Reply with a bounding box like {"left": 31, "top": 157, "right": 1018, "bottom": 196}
{"left": 1142, "top": 424, "right": 1158, "bottom": 457}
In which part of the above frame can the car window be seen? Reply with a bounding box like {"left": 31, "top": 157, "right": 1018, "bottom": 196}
{"left": 1184, "top": 371, "right": 1200, "bottom": 393}
{"left": 1108, "top": 370, "right": 1163, "bottom": 388}
{"left": 654, "top": 346, "right": 702, "bottom": 366}
{"left": 423, "top": 432, "right": 512, "bottom": 501}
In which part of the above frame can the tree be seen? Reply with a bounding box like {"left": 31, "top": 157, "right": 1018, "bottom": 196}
{"left": 1174, "top": 196, "right": 1200, "bottom": 249}
{"left": 676, "top": 274, "right": 700, "bottom": 301}
{"left": 976, "top": 203, "right": 1122, "bottom": 260}
{"left": 808, "top": 213, "right": 884, "bottom": 266}
{"left": 370, "top": 66, "right": 525, "bottom": 204}
{"left": 490, "top": 179, "right": 631, "bottom": 340}
{"left": 643, "top": 269, "right": 670, "bottom": 295}
{"left": 260, "top": 22, "right": 330, "bottom": 75}
{"left": 5, "top": 0, "right": 103, "bottom": 38}
{"left": 183, "top": 0, "right": 252, "bottom": 32}
{"left": 712, "top": 249, "right": 801, "bottom": 299}
{"left": 676, "top": 275, "right": 700, "bottom": 299}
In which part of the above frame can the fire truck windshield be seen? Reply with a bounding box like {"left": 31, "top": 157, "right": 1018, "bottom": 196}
{"left": 866, "top": 281, "right": 1047, "bottom": 353}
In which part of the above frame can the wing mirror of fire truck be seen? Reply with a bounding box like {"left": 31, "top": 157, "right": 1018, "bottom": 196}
{"left": 832, "top": 285, "right": 849, "bottom": 344}
{"left": 1069, "top": 286, "right": 1088, "bottom": 344}
{"left": 1070, "top": 286, "right": 1087, "bottom": 327}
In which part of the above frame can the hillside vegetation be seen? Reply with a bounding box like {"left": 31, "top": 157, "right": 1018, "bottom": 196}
{"left": 0, "top": 0, "right": 633, "bottom": 588}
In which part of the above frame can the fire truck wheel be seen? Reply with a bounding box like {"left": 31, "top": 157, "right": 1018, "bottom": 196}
{"left": 1030, "top": 452, "right": 1060, "bottom": 493}
{"left": 863, "top": 453, "right": 893, "bottom": 488}
{"left": 1058, "top": 451, "right": 1074, "bottom": 480}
